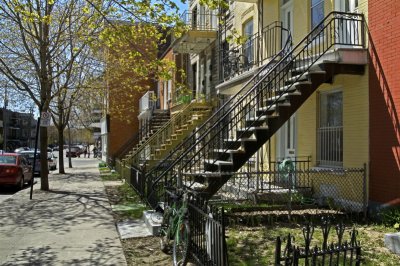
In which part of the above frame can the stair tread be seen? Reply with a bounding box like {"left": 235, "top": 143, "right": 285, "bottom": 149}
{"left": 237, "top": 126, "right": 269, "bottom": 131}
{"left": 213, "top": 148, "right": 245, "bottom": 154}
{"left": 224, "top": 137, "right": 257, "bottom": 142}
{"left": 246, "top": 115, "right": 268, "bottom": 121}
{"left": 257, "top": 102, "right": 290, "bottom": 112}
{"left": 266, "top": 91, "right": 301, "bottom": 103}
{"left": 279, "top": 81, "right": 312, "bottom": 92}
{"left": 182, "top": 171, "right": 226, "bottom": 177}
{"left": 203, "top": 159, "right": 233, "bottom": 165}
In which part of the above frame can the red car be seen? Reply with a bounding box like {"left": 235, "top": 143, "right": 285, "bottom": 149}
{"left": 0, "top": 153, "right": 33, "bottom": 190}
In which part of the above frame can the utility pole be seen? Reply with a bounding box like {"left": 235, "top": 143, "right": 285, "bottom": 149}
{"left": 2, "top": 87, "right": 7, "bottom": 151}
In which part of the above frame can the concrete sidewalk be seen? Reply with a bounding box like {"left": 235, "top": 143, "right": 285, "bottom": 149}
{"left": 0, "top": 159, "right": 127, "bottom": 265}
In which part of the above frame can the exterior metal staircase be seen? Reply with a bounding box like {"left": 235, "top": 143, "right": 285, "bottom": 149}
{"left": 146, "top": 12, "right": 367, "bottom": 207}
{"left": 122, "top": 101, "right": 212, "bottom": 171}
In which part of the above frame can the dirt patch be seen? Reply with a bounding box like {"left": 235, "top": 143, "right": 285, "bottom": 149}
{"left": 104, "top": 184, "right": 172, "bottom": 265}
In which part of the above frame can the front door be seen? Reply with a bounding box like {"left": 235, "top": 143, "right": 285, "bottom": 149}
{"left": 277, "top": 114, "right": 296, "bottom": 160}
{"left": 278, "top": 1, "right": 295, "bottom": 160}
{"left": 281, "top": 0, "right": 293, "bottom": 48}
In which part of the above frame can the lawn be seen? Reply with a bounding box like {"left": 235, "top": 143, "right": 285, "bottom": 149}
{"left": 101, "top": 169, "right": 399, "bottom": 265}
{"left": 226, "top": 222, "right": 399, "bottom": 265}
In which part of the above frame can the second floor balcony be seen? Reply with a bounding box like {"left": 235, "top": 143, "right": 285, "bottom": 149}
{"left": 172, "top": 10, "right": 218, "bottom": 54}
{"left": 139, "top": 91, "right": 156, "bottom": 117}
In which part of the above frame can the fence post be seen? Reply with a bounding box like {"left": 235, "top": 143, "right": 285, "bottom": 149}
{"left": 362, "top": 163, "right": 368, "bottom": 221}
{"left": 275, "top": 236, "right": 282, "bottom": 266}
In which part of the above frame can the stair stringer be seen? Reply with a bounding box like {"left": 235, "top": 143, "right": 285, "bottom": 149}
{"left": 199, "top": 61, "right": 365, "bottom": 198}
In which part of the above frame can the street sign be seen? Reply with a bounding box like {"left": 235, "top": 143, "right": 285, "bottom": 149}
{"left": 40, "top": 112, "right": 51, "bottom": 127}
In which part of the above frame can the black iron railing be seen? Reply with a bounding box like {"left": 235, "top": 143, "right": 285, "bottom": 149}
{"left": 275, "top": 219, "right": 362, "bottom": 265}
{"left": 180, "top": 11, "right": 219, "bottom": 31}
{"left": 146, "top": 12, "right": 365, "bottom": 208}
{"left": 188, "top": 196, "right": 228, "bottom": 266}
{"left": 221, "top": 21, "right": 285, "bottom": 81}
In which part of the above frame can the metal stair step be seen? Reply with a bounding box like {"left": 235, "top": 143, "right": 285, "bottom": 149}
{"left": 203, "top": 159, "right": 233, "bottom": 166}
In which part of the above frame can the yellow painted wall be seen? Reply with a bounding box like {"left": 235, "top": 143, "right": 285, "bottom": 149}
{"left": 232, "top": 2, "right": 259, "bottom": 37}
{"left": 297, "top": 73, "right": 369, "bottom": 168}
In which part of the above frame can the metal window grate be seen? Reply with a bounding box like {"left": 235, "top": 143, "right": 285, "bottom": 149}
{"left": 317, "top": 126, "right": 343, "bottom": 167}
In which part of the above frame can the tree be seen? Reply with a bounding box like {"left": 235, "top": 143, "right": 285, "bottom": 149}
{"left": 0, "top": 0, "right": 185, "bottom": 190}
{"left": 0, "top": 0, "right": 108, "bottom": 190}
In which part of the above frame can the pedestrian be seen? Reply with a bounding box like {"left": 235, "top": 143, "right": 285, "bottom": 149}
{"left": 87, "top": 146, "right": 91, "bottom": 158}
{"left": 93, "top": 147, "right": 98, "bottom": 158}
{"left": 84, "top": 147, "right": 87, "bottom": 158}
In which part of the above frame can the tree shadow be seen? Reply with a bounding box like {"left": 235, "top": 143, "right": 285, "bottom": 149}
{"left": 0, "top": 172, "right": 115, "bottom": 237}
{"left": 2, "top": 246, "right": 57, "bottom": 266}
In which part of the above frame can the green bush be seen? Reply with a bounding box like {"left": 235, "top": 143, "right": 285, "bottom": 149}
{"left": 380, "top": 206, "right": 400, "bottom": 231}
{"left": 98, "top": 162, "right": 107, "bottom": 168}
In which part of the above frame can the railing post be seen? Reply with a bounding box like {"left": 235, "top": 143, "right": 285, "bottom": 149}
{"left": 275, "top": 236, "right": 282, "bottom": 266}
{"left": 362, "top": 163, "right": 368, "bottom": 221}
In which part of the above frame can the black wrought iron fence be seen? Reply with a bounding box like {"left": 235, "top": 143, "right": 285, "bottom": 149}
{"left": 128, "top": 165, "right": 146, "bottom": 198}
{"left": 188, "top": 196, "right": 228, "bottom": 266}
{"left": 275, "top": 219, "right": 362, "bottom": 265}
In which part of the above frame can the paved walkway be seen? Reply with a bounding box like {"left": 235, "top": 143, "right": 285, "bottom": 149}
{"left": 0, "top": 159, "right": 127, "bottom": 265}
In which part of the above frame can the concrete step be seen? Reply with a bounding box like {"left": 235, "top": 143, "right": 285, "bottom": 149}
{"left": 384, "top": 232, "right": 400, "bottom": 255}
{"left": 143, "top": 210, "right": 163, "bottom": 236}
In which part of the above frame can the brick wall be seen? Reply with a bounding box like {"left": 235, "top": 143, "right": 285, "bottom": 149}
{"left": 369, "top": 0, "right": 400, "bottom": 206}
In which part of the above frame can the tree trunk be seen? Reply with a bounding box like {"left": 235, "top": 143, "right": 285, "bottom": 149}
{"left": 58, "top": 127, "right": 65, "bottom": 174}
{"left": 40, "top": 126, "right": 49, "bottom": 190}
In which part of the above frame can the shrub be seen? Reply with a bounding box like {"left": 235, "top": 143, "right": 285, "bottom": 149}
{"left": 380, "top": 206, "right": 400, "bottom": 231}
{"left": 98, "top": 162, "right": 107, "bottom": 168}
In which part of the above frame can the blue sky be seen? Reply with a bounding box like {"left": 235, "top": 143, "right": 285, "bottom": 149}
{"left": 175, "top": 0, "right": 188, "bottom": 13}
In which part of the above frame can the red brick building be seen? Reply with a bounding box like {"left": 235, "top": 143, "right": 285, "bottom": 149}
{"left": 369, "top": 0, "right": 400, "bottom": 207}
{"left": 100, "top": 23, "right": 165, "bottom": 163}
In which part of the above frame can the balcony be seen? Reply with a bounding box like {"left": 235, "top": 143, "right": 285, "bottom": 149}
{"left": 138, "top": 91, "right": 155, "bottom": 116}
{"left": 172, "top": 11, "right": 218, "bottom": 54}
{"left": 219, "top": 21, "right": 285, "bottom": 85}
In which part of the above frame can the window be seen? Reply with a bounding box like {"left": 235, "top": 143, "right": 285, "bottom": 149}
{"left": 311, "top": 0, "right": 324, "bottom": 30}
{"left": 243, "top": 19, "right": 254, "bottom": 67}
{"left": 317, "top": 91, "right": 343, "bottom": 167}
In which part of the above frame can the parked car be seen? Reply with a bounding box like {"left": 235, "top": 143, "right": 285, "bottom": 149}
{"left": 18, "top": 151, "right": 41, "bottom": 177}
{"left": 0, "top": 153, "right": 33, "bottom": 190}
{"left": 14, "top": 147, "right": 31, "bottom": 153}
{"left": 18, "top": 150, "right": 57, "bottom": 176}
{"left": 47, "top": 152, "right": 57, "bottom": 170}
{"left": 66, "top": 146, "right": 82, "bottom": 157}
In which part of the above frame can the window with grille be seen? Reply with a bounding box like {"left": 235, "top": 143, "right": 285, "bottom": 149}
{"left": 317, "top": 91, "right": 343, "bottom": 167}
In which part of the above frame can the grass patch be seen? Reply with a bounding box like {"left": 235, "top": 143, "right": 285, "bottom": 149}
{"left": 100, "top": 172, "right": 121, "bottom": 181}
{"left": 99, "top": 167, "right": 110, "bottom": 172}
{"left": 98, "top": 162, "right": 107, "bottom": 168}
{"left": 104, "top": 183, "right": 147, "bottom": 221}
{"left": 226, "top": 223, "right": 398, "bottom": 265}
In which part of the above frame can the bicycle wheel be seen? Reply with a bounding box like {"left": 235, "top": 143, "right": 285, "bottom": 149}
{"left": 173, "top": 220, "right": 190, "bottom": 266}
{"left": 160, "top": 207, "right": 172, "bottom": 253}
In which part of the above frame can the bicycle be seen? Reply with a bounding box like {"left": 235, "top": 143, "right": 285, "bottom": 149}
{"left": 159, "top": 187, "right": 191, "bottom": 266}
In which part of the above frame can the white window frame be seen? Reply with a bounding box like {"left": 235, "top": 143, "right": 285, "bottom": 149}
{"left": 317, "top": 89, "right": 343, "bottom": 168}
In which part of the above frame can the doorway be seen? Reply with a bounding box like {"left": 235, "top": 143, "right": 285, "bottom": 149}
{"left": 281, "top": 0, "right": 293, "bottom": 48}
{"left": 335, "top": 0, "right": 359, "bottom": 46}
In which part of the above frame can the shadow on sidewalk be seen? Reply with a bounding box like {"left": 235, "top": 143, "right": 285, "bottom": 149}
{"left": 2, "top": 237, "right": 123, "bottom": 265}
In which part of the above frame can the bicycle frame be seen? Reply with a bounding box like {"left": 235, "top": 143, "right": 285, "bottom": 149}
{"left": 161, "top": 190, "right": 189, "bottom": 244}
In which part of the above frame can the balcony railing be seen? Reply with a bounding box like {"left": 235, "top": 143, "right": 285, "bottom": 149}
{"left": 180, "top": 11, "right": 218, "bottom": 31}
{"left": 220, "top": 21, "right": 286, "bottom": 82}
{"left": 139, "top": 91, "right": 155, "bottom": 114}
